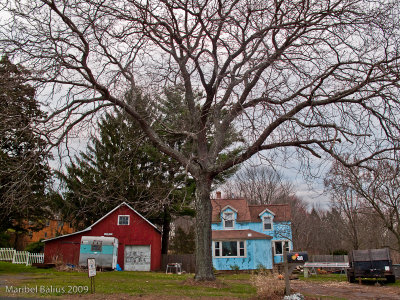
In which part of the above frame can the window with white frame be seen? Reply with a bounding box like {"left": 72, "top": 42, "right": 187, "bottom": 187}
{"left": 223, "top": 212, "right": 234, "bottom": 229}
{"left": 118, "top": 215, "right": 130, "bottom": 225}
{"left": 213, "top": 241, "right": 246, "bottom": 257}
{"left": 263, "top": 216, "right": 273, "bottom": 231}
{"left": 274, "top": 240, "right": 290, "bottom": 255}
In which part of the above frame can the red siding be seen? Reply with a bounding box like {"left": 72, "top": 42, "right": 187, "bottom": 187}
{"left": 44, "top": 205, "right": 161, "bottom": 271}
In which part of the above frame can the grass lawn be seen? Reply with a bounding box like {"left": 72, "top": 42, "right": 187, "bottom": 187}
{"left": 0, "top": 262, "right": 256, "bottom": 298}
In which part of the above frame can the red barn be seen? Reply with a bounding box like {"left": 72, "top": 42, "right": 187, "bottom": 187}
{"left": 43, "top": 202, "right": 161, "bottom": 271}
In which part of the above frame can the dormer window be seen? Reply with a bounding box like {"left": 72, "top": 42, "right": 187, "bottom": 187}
{"left": 263, "top": 216, "right": 273, "bottom": 231}
{"left": 223, "top": 212, "right": 234, "bottom": 229}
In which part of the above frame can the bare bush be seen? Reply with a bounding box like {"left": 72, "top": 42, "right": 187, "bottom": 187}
{"left": 252, "top": 272, "right": 285, "bottom": 299}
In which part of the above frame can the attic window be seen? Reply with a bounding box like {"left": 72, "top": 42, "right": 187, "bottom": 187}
{"left": 263, "top": 216, "right": 273, "bottom": 231}
{"left": 223, "top": 212, "right": 234, "bottom": 229}
{"left": 118, "top": 215, "right": 130, "bottom": 225}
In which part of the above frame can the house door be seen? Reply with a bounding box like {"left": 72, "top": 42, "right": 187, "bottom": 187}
{"left": 124, "top": 245, "right": 151, "bottom": 271}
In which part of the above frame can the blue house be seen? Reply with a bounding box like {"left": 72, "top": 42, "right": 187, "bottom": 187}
{"left": 211, "top": 195, "right": 292, "bottom": 270}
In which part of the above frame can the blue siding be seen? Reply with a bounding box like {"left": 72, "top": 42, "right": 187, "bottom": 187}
{"left": 80, "top": 244, "right": 115, "bottom": 255}
{"left": 271, "top": 222, "right": 292, "bottom": 264}
{"left": 212, "top": 240, "right": 272, "bottom": 270}
{"left": 252, "top": 239, "right": 273, "bottom": 269}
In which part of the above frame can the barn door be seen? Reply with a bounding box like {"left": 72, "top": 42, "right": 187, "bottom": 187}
{"left": 124, "top": 245, "right": 151, "bottom": 271}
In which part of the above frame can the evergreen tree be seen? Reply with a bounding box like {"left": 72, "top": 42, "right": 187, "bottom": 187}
{"left": 57, "top": 88, "right": 197, "bottom": 253}
{"left": 0, "top": 56, "right": 52, "bottom": 240}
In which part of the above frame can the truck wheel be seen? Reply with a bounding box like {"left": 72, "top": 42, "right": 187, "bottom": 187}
{"left": 386, "top": 275, "right": 396, "bottom": 283}
{"left": 347, "top": 274, "right": 355, "bottom": 283}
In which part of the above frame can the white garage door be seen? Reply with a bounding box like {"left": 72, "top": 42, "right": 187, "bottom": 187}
{"left": 124, "top": 245, "right": 151, "bottom": 271}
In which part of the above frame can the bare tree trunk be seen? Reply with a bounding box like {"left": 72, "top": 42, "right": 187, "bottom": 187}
{"left": 194, "top": 175, "right": 215, "bottom": 281}
{"left": 161, "top": 206, "right": 171, "bottom": 255}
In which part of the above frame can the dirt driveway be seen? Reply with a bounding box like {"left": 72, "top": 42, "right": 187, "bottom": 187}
{"left": 291, "top": 280, "right": 400, "bottom": 300}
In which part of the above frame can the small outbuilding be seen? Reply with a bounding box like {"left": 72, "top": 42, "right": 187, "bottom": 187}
{"left": 43, "top": 202, "right": 161, "bottom": 271}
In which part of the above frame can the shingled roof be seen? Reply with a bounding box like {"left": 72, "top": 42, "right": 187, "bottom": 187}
{"left": 211, "top": 198, "right": 291, "bottom": 223}
{"left": 248, "top": 204, "right": 291, "bottom": 222}
{"left": 212, "top": 229, "right": 272, "bottom": 240}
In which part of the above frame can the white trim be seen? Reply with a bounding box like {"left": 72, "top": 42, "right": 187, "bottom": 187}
{"left": 90, "top": 202, "right": 160, "bottom": 232}
{"left": 262, "top": 215, "right": 273, "bottom": 231}
{"left": 42, "top": 227, "right": 91, "bottom": 242}
{"left": 258, "top": 208, "right": 276, "bottom": 217}
{"left": 213, "top": 240, "right": 246, "bottom": 258}
{"left": 43, "top": 202, "right": 161, "bottom": 242}
{"left": 221, "top": 205, "right": 238, "bottom": 213}
{"left": 273, "top": 240, "right": 290, "bottom": 256}
{"left": 118, "top": 215, "right": 130, "bottom": 225}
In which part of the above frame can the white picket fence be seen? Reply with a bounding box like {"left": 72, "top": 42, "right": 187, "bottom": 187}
{"left": 0, "top": 248, "right": 44, "bottom": 266}
{"left": 0, "top": 248, "right": 15, "bottom": 261}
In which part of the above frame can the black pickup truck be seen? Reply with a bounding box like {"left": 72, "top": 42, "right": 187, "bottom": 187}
{"left": 347, "top": 248, "right": 396, "bottom": 283}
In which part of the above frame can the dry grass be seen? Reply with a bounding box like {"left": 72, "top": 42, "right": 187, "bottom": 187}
{"left": 181, "top": 278, "right": 228, "bottom": 289}
{"left": 251, "top": 272, "right": 285, "bottom": 299}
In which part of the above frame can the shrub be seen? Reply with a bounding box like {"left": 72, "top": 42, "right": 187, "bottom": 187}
{"left": 332, "top": 249, "right": 348, "bottom": 255}
{"left": 0, "top": 232, "right": 11, "bottom": 247}
{"left": 252, "top": 272, "right": 285, "bottom": 299}
{"left": 230, "top": 264, "right": 240, "bottom": 271}
{"left": 25, "top": 240, "right": 44, "bottom": 253}
{"left": 255, "top": 263, "right": 268, "bottom": 275}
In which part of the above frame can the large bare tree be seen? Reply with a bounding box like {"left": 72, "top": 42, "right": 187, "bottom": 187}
{"left": 325, "top": 162, "right": 364, "bottom": 250}
{"left": 326, "top": 158, "right": 400, "bottom": 251}
{"left": 2, "top": 0, "right": 400, "bottom": 280}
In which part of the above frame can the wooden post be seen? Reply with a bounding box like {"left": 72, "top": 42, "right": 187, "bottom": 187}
{"left": 88, "top": 258, "right": 96, "bottom": 294}
{"left": 283, "top": 246, "right": 290, "bottom": 296}
{"left": 304, "top": 267, "right": 309, "bottom": 278}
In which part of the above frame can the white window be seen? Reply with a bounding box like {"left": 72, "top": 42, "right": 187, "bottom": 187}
{"left": 223, "top": 212, "right": 234, "bottom": 229}
{"left": 118, "top": 215, "right": 130, "bottom": 225}
{"left": 263, "top": 216, "right": 273, "bottom": 231}
{"left": 213, "top": 241, "right": 246, "bottom": 257}
{"left": 274, "top": 240, "right": 290, "bottom": 255}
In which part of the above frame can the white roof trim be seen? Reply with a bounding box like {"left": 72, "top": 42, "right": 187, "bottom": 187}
{"left": 221, "top": 205, "right": 238, "bottom": 213}
{"left": 118, "top": 202, "right": 161, "bottom": 233}
{"left": 44, "top": 202, "right": 160, "bottom": 242}
{"left": 43, "top": 227, "right": 91, "bottom": 242}
{"left": 258, "top": 208, "right": 276, "bottom": 217}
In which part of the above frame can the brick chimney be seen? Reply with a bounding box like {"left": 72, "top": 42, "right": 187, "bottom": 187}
{"left": 216, "top": 191, "right": 222, "bottom": 199}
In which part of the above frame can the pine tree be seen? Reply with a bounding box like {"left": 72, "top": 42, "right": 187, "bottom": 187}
{"left": 57, "top": 88, "right": 196, "bottom": 253}
{"left": 0, "top": 56, "right": 52, "bottom": 238}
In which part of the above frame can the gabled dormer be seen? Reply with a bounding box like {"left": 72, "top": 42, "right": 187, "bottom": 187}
{"left": 221, "top": 205, "right": 238, "bottom": 230}
{"left": 258, "top": 208, "right": 275, "bottom": 232}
